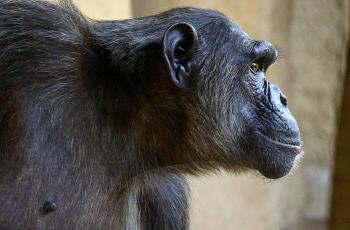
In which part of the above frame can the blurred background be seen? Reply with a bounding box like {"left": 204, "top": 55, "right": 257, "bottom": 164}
{"left": 72, "top": 0, "right": 350, "bottom": 229}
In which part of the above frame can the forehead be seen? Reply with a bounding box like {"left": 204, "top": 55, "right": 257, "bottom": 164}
{"left": 211, "top": 21, "right": 254, "bottom": 60}
{"left": 227, "top": 20, "right": 254, "bottom": 48}
{"left": 214, "top": 20, "right": 278, "bottom": 64}
{"left": 229, "top": 21, "right": 250, "bottom": 39}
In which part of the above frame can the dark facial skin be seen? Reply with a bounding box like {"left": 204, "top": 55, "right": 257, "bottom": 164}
{"left": 238, "top": 40, "right": 301, "bottom": 179}
{"left": 239, "top": 41, "right": 302, "bottom": 178}
{"left": 0, "top": 1, "right": 302, "bottom": 229}
{"left": 216, "top": 35, "right": 302, "bottom": 179}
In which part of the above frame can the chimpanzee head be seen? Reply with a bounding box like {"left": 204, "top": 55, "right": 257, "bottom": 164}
{"left": 157, "top": 9, "right": 302, "bottom": 179}
{"left": 99, "top": 8, "right": 303, "bottom": 179}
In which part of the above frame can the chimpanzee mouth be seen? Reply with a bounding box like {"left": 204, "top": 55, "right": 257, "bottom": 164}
{"left": 255, "top": 131, "right": 302, "bottom": 154}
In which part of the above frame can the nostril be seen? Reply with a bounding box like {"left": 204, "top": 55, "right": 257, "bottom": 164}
{"left": 280, "top": 94, "right": 288, "bottom": 107}
{"left": 263, "top": 79, "right": 268, "bottom": 95}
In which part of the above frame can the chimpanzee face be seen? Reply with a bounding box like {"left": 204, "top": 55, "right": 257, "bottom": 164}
{"left": 163, "top": 19, "right": 302, "bottom": 179}
{"left": 233, "top": 39, "right": 302, "bottom": 179}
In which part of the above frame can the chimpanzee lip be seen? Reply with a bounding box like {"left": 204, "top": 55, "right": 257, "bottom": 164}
{"left": 255, "top": 131, "right": 302, "bottom": 153}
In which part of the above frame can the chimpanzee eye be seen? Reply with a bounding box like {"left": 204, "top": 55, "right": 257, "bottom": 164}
{"left": 250, "top": 62, "right": 261, "bottom": 74}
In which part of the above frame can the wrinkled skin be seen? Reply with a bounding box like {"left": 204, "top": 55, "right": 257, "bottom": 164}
{"left": 192, "top": 36, "right": 302, "bottom": 179}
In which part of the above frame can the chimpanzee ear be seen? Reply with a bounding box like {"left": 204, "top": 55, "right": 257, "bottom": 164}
{"left": 163, "top": 23, "right": 198, "bottom": 88}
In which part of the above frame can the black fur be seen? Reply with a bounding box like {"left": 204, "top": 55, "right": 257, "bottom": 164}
{"left": 0, "top": 0, "right": 302, "bottom": 229}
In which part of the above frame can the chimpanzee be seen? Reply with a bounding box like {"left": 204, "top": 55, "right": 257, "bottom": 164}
{"left": 0, "top": 0, "right": 302, "bottom": 229}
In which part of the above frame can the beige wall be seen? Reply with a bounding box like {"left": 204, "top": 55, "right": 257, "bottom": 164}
{"left": 132, "top": 0, "right": 267, "bottom": 38}
{"left": 73, "top": 0, "right": 131, "bottom": 20}
{"left": 71, "top": 0, "right": 349, "bottom": 229}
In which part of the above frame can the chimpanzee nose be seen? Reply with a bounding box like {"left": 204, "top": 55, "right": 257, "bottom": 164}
{"left": 268, "top": 83, "right": 300, "bottom": 135}
{"left": 269, "top": 83, "right": 288, "bottom": 108}
{"left": 279, "top": 92, "right": 288, "bottom": 107}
